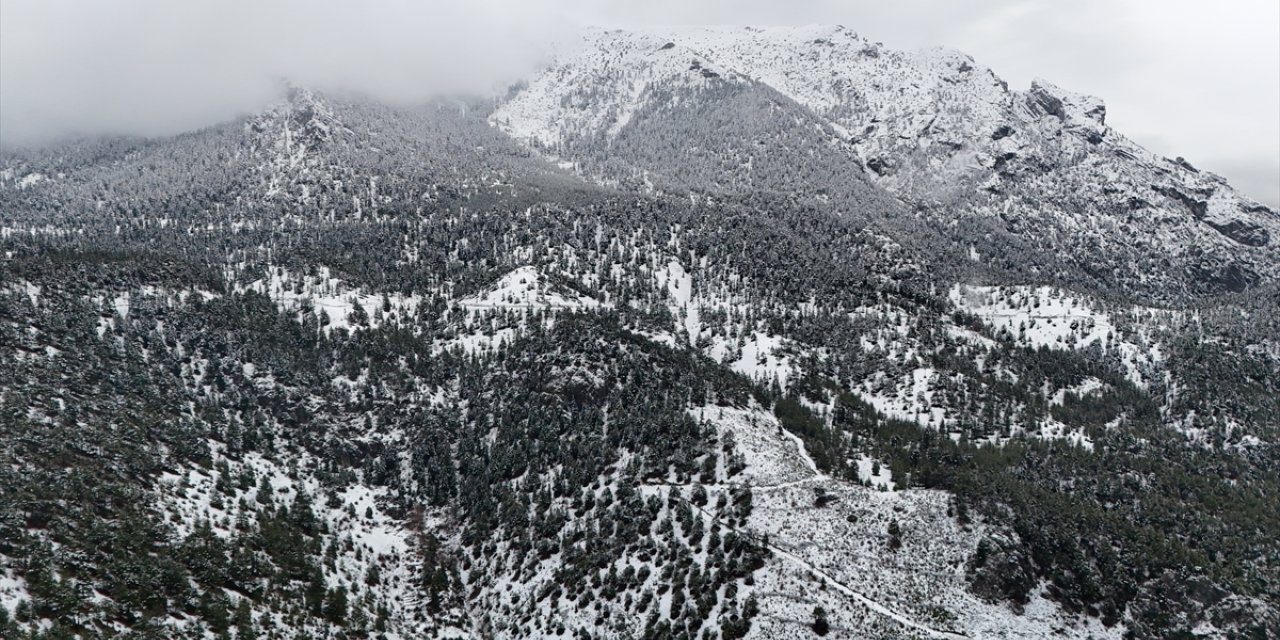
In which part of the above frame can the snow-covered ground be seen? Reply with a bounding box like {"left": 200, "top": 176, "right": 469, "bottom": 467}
{"left": 228, "top": 263, "right": 609, "bottom": 356}
{"left": 235, "top": 264, "right": 421, "bottom": 335}
{"left": 654, "top": 259, "right": 799, "bottom": 388}
{"left": 437, "top": 266, "right": 606, "bottom": 355}
{"left": 694, "top": 404, "right": 1125, "bottom": 640}
{"left": 457, "top": 265, "right": 602, "bottom": 310}
{"left": 854, "top": 454, "right": 896, "bottom": 491}
{"left": 491, "top": 29, "right": 747, "bottom": 149}
{"left": 708, "top": 331, "right": 797, "bottom": 389}
{"left": 690, "top": 404, "right": 815, "bottom": 488}
{"left": 496, "top": 24, "right": 1280, "bottom": 309}
{"left": 857, "top": 367, "right": 950, "bottom": 428}
{"left": 153, "top": 441, "right": 447, "bottom": 639}
{"left": 950, "top": 283, "right": 1168, "bottom": 389}
{"left": 0, "top": 570, "right": 28, "bottom": 620}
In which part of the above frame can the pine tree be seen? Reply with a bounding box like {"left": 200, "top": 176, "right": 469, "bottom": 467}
{"left": 234, "top": 599, "right": 256, "bottom": 640}
{"left": 323, "top": 585, "right": 348, "bottom": 626}
{"left": 811, "top": 606, "right": 830, "bottom": 636}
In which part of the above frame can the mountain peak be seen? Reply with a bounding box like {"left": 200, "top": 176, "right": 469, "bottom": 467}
{"left": 496, "top": 24, "right": 1279, "bottom": 296}
{"left": 248, "top": 82, "right": 343, "bottom": 153}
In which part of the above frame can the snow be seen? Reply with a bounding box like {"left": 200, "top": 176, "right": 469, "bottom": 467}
{"left": 497, "top": 23, "right": 1280, "bottom": 297}
{"left": 950, "top": 283, "right": 1167, "bottom": 389}
{"left": 232, "top": 263, "right": 607, "bottom": 353}
{"left": 154, "top": 442, "right": 435, "bottom": 638}
{"left": 631, "top": 328, "right": 678, "bottom": 348}
{"left": 857, "top": 367, "right": 949, "bottom": 427}
{"left": 0, "top": 571, "right": 29, "bottom": 616}
{"left": 427, "top": 266, "right": 608, "bottom": 355}
{"left": 747, "top": 482, "right": 1117, "bottom": 639}
{"left": 495, "top": 25, "right": 1009, "bottom": 195}
{"left": 1029, "top": 78, "right": 1106, "bottom": 126}
{"left": 23, "top": 282, "right": 41, "bottom": 307}
{"left": 690, "top": 404, "right": 816, "bottom": 488}
{"left": 491, "top": 29, "right": 743, "bottom": 148}
{"left": 236, "top": 264, "right": 421, "bottom": 335}
{"left": 1051, "top": 376, "right": 1105, "bottom": 406}
{"left": 946, "top": 323, "right": 997, "bottom": 349}
{"left": 654, "top": 260, "right": 698, "bottom": 342}
{"left": 759, "top": 540, "right": 967, "bottom": 640}
{"left": 684, "top": 395, "right": 1123, "bottom": 639}
{"left": 653, "top": 259, "right": 798, "bottom": 387}
{"left": 113, "top": 292, "right": 131, "bottom": 319}
{"left": 855, "top": 454, "right": 896, "bottom": 491}
{"left": 708, "top": 331, "right": 796, "bottom": 388}
{"left": 433, "top": 326, "right": 521, "bottom": 356}
{"left": 457, "top": 265, "right": 601, "bottom": 310}
{"left": 781, "top": 425, "right": 821, "bottom": 478}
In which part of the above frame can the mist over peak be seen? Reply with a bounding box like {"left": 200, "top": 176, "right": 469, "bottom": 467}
{"left": 0, "top": 0, "right": 564, "bottom": 149}
{"left": 1, "top": 0, "right": 1276, "bottom": 205}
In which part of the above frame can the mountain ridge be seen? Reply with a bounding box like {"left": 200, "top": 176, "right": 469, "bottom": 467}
{"left": 494, "top": 25, "right": 1279, "bottom": 300}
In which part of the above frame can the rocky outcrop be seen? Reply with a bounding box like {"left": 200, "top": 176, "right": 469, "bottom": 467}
{"left": 1027, "top": 79, "right": 1107, "bottom": 126}
{"left": 1127, "top": 572, "right": 1279, "bottom": 639}
{"left": 967, "top": 532, "right": 1036, "bottom": 611}
{"left": 1207, "top": 218, "right": 1270, "bottom": 247}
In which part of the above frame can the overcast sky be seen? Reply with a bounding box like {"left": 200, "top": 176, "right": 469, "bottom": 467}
{"left": 2, "top": 0, "right": 1276, "bottom": 205}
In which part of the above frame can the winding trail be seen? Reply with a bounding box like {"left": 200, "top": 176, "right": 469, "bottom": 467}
{"left": 764, "top": 542, "right": 969, "bottom": 639}
{"left": 647, "top": 425, "right": 969, "bottom": 639}
{"left": 677, "top": 493, "right": 967, "bottom": 639}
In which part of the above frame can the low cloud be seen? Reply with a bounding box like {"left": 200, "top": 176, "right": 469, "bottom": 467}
{"left": 0, "top": 0, "right": 568, "bottom": 146}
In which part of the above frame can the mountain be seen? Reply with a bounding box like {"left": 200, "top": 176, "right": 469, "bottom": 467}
{"left": 1, "top": 25, "right": 1278, "bottom": 640}
{"left": 494, "top": 26, "right": 1280, "bottom": 299}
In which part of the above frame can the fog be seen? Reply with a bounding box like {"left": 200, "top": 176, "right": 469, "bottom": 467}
{"left": 0, "top": 0, "right": 569, "bottom": 145}
{"left": 2, "top": 0, "right": 1276, "bottom": 205}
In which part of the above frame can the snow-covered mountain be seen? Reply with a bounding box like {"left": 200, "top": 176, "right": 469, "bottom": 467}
{"left": 1, "top": 23, "right": 1278, "bottom": 640}
{"left": 495, "top": 26, "right": 1280, "bottom": 298}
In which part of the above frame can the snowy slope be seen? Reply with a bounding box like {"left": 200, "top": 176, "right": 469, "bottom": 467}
{"left": 688, "top": 403, "right": 1125, "bottom": 639}
{"left": 654, "top": 259, "right": 799, "bottom": 388}
{"left": 153, "top": 446, "right": 453, "bottom": 639}
{"left": 950, "top": 284, "right": 1170, "bottom": 389}
{"left": 492, "top": 29, "right": 748, "bottom": 150}
{"left": 457, "top": 265, "right": 602, "bottom": 310}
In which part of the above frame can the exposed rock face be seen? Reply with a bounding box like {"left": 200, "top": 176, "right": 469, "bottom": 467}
{"left": 1208, "top": 218, "right": 1270, "bottom": 247}
{"left": 248, "top": 85, "right": 343, "bottom": 154}
{"left": 1027, "top": 79, "right": 1107, "bottom": 126}
{"left": 1153, "top": 184, "right": 1211, "bottom": 218}
{"left": 967, "top": 532, "right": 1036, "bottom": 611}
{"left": 1191, "top": 259, "right": 1260, "bottom": 293}
{"left": 1127, "top": 572, "right": 1280, "bottom": 639}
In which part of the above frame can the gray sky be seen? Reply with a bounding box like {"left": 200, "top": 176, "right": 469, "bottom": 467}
{"left": 2, "top": 0, "right": 1276, "bottom": 206}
